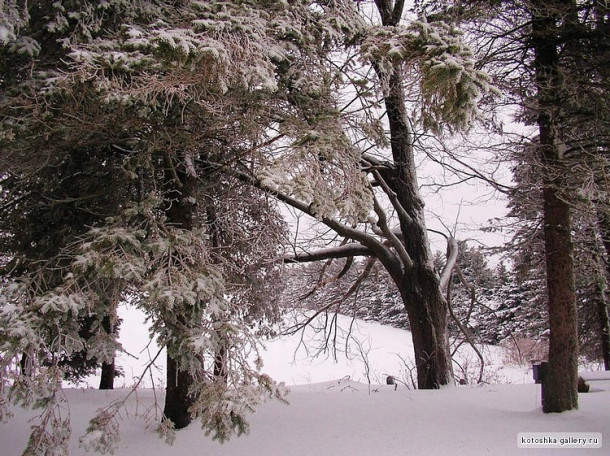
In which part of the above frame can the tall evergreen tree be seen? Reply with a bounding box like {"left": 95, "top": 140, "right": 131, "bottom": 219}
{"left": 0, "top": 0, "right": 299, "bottom": 450}
{"left": 421, "top": 0, "right": 610, "bottom": 412}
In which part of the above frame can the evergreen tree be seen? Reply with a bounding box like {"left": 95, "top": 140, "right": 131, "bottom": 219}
{"left": 421, "top": 0, "right": 610, "bottom": 412}
{"left": 0, "top": 0, "right": 297, "bottom": 450}
{"left": 205, "top": 0, "right": 496, "bottom": 390}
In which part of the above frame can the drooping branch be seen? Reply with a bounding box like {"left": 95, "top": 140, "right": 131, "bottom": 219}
{"left": 298, "top": 255, "right": 355, "bottom": 302}
{"left": 202, "top": 159, "right": 403, "bottom": 276}
{"left": 285, "top": 256, "right": 378, "bottom": 336}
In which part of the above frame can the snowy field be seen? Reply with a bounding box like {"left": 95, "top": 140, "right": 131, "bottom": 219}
{"left": 1, "top": 311, "right": 608, "bottom": 455}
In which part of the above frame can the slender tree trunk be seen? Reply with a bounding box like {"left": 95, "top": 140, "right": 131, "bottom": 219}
{"left": 595, "top": 280, "right": 610, "bottom": 370}
{"left": 19, "top": 353, "right": 31, "bottom": 377}
{"left": 162, "top": 155, "right": 198, "bottom": 429}
{"left": 531, "top": 0, "right": 579, "bottom": 412}
{"left": 99, "top": 315, "right": 115, "bottom": 390}
{"left": 206, "top": 202, "right": 228, "bottom": 383}
{"left": 596, "top": 208, "right": 610, "bottom": 369}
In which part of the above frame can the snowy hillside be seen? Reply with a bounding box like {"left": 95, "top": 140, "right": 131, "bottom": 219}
{"left": 113, "top": 307, "right": 531, "bottom": 389}
{"left": 1, "top": 311, "right": 608, "bottom": 455}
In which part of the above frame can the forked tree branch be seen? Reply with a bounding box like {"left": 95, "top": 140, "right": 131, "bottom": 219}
{"left": 202, "top": 159, "right": 403, "bottom": 275}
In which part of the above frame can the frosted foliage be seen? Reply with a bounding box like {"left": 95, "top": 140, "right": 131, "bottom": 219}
{"left": 0, "top": 198, "right": 288, "bottom": 452}
{"left": 63, "top": 1, "right": 304, "bottom": 109}
{"left": 189, "top": 374, "right": 289, "bottom": 443}
{"left": 1, "top": 1, "right": 362, "bottom": 452}
{"left": 361, "top": 19, "right": 496, "bottom": 133}
{"left": 0, "top": 0, "right": 28, "bottom": 44}
{"left": 258, "top": 130, "right": 373, "bottom": 223}
{"left": 79, "top": 408, "right": 121, "bottom": 455}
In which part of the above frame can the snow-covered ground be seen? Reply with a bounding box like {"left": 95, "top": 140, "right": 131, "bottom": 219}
{"left": 2, "top": 311, "right": 608, "bottom": 455}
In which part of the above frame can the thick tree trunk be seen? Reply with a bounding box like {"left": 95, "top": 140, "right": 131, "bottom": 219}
{"left": 399, "top": 275, "right": 450, "bottom": 388}
{"left": 532, "top": 0, "right": 579, "bottom": 412}
{"left": 99, "top": 361, "right": 115, "bottom": 390}
{"left": 372, "top": 0, "right": 451, "bottom": 389}
{"left": 381, "top": 67, "right": 450, "bottom": 389}
{"left": 541, "top": 187, "right": 578, "bottom": 412}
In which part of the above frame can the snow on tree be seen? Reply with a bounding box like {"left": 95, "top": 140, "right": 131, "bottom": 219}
{"left": 204, "top": 0, "right": 496, "bottom": 391}
{"left": 421, "top": 0, "right": 609, "bottom": 412}
{"left": 0, "top": 0, "right": 309, "bottom": 452}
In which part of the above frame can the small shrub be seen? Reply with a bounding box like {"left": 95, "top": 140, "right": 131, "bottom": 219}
{"left": 500, "top": 337, "right": 548, "bottom": 366}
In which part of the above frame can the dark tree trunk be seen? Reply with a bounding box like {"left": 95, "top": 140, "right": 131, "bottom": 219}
{"left": 398, "top": 275, "right": 450, "bottom": 388}
{"left": 162, "top": 154, "right": 198, "bottom": 429}
{"left": 19, "top": 353, "right": 31, "bottom": 377}
{"left": 372, "top": 0, "right": 451, "bottom": 389}
{"left": 595, "top": 282, "right": 610, "bottom": 370}
{"left": 541, "top": 187, "right": 578, "bottom": 412}
{"left": 213, "top": 346, "right": 227, "bottom": 382}
{"left": 596, "top": 208, "right": 610, "bottom": 369}
{"left": 99, "top": 315, "right": 115, "bottom": 390}
{"left": 385, "top": 86, "right": 450, "bottom": 388}
{"left": 532, "top": 0, "right": 579, "bottom": 413}
{"left": 99, "top": 360, "right": 115, "bottom": 390}
{"left": 164, "top": 354, "right": 195, "bottom": 429}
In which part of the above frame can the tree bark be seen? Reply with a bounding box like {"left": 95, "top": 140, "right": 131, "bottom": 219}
{"left": 164, "top": 354, "right": 195, "bottom": 429}
{"left": 162, "top": 154, "right": 198, "bottom": 429}
{"left": 596, "top": 208, "right": 610, "bottom": 369}
{"left": 595, "top": 281, "right": 610, "bottom": 370}
{"left": 541, "top": 187, "right": 578, "bottom": 412}
{"left": 374, "top": 0, "right": 451, "bottom": 387}
{"left": 531, "top": 0, "right": 579, "bottom": 413}
{"left": 99, "top": 315, "right": 115, "bottom": 390}
{"left": 99, "top": 360, "right": 115, "bottom": 390}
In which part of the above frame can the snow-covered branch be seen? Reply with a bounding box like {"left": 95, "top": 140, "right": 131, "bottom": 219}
{"left": 439, "top": 236, "right": 459, "bottom": 292}
{"left": 202, "top": 160, "right": 402, "bottom": 274}
{"left": 285, "top": 244, "right": 373, "bottom": 263}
